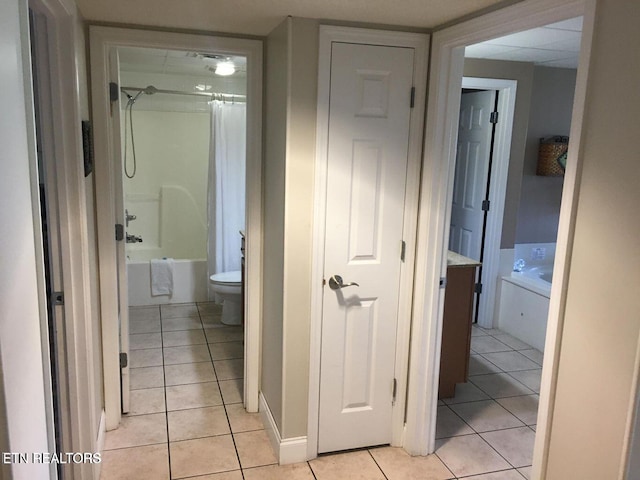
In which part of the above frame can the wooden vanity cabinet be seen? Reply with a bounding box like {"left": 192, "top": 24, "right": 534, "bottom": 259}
{"left": 438, "top": 255, "right": 480, "bottom": 398}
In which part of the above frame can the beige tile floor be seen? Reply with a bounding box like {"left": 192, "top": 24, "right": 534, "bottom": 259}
{"left": 101, "top": 307, "right": 541, "bottom": 480}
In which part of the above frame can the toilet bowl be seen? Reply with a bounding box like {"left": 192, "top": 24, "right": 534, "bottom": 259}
{"left": 209, "top": 271, "right": 242, "bottom": 325}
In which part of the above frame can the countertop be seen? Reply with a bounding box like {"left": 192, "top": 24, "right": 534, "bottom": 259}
{"left": 447, "top": 250, "right": 481, "bottom": 268}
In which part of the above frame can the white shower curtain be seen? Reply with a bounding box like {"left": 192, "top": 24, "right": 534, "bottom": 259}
{"left": 207, "top": 101, "right": 246, "bottom": 297}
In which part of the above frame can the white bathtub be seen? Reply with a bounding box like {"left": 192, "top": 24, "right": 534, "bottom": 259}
{"left": 127, "top": 257, "right": 209, "bottom": 307}
{"left": 497, "top": 266, "right": 552, "bottom": 352}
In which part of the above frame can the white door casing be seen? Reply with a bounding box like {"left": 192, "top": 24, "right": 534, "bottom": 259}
{"left": 318, "top": 42, "right": 415, "bottom": 453}
{"left": 461, "top": 77, "right": 517, "bottom": 329}
{"left": 404, "top": 2, "right": 595, "bottom": 476}
{"left": 91, "top": 27, "right": 263, "bottom": 429}
{"left": 449, "top": 89, "right": 495, "bottom": 261}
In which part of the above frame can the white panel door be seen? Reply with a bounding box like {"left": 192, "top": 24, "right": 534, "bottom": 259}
{"left": 449, "top": 90, "right": 496, "bottom": 261}
{"left": 318, "top": 42, "right": 414, "bottom": 453}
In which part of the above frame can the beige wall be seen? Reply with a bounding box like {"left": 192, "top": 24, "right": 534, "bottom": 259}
{"left": 516, "top": 66, "right": 576, "bottom": 244}
{"left": 281, "top": 17, "right": 319, "bottom": 438}
{"left": 262, "top": 18, "right": 288, "bottom": 431}
{"left": 463, "top": 58, "right": 534, "bottom": 249}
{"left": 545, "top": 1, "right": 640, "bottom": 477}
{"left": 262, "top": 16, "right": 319, "bottom": 439}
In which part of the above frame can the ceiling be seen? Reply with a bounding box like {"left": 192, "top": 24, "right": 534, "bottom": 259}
{"left": 466, "top": 17, "right": 583, "bottom": 68}
{"left": 118, "top": 48, "right": 247, "bottom": 76}
{"left": 76, "top": 0, "right": 508, "bottom": 36}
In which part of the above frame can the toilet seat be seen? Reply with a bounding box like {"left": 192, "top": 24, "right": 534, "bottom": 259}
{"left": 209, "top": 270, "right": 241, "bottom": 286}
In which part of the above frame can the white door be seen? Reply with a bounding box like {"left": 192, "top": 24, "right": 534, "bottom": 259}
{"left": 109, "top": 49, "right": 131, "bottom": 413}
{"left": 318, "top": 42, "right": 414, "bottom": 453}
{"left": 449, "top": 90, "right": 496, "bottom": 261}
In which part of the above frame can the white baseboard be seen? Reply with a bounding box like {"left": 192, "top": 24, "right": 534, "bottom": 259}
{"left": 259, "top": 392, "right": 309, "bottom": 464}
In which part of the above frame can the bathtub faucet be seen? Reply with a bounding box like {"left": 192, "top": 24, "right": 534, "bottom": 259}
{"left": 126, "top": 233, "right": 143, "bottom": 244}
{"left": 125, "top": 209, "right": 137, "bottom": 227}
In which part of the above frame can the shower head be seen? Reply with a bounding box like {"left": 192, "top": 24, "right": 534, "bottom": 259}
{"left": 143, "top": 85, "right": 158, "bottom": 95}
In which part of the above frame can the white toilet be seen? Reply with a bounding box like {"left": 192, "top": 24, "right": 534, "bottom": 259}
{"left": 209, "top": 271, "right": 242, "bottom": 325}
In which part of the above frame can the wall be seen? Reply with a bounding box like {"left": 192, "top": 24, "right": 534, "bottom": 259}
{"left": 463, "top": 58, "right": 534, "bottom": 249}
{"left": 0, "top": 0, "right": 52, "bottom": 478}
{"left": 123, "top": 110, "right": 210, "bottom": 260}
{"left": 515, "top": 66, "right": 576, "bottom": 244}
{"left": 545, "top": 1, "right": 640, "bottom": 478}
{"left": 281, "top": 17, "right": 318, "bottom": 438}
{"left": 262, "top": 17, "right": 288, "bottom": 432}
{"left": 261, "top": 16, "right": 319, "bottom": 440}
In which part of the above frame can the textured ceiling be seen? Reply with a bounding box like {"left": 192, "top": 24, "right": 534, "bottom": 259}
{"left": 466, "top": 17, "right": 583, "bottom": 68}
{"left": 76, "top": 0, "right": 508, "bottom": 35}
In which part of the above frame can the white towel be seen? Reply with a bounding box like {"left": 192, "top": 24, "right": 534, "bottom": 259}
{"left": 151, "top": 258, "right": 174, "bottom": 296}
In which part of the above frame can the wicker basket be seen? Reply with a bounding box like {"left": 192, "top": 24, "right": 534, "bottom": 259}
{"left": 537, "top": 136, "right": 568, "bottom": 176}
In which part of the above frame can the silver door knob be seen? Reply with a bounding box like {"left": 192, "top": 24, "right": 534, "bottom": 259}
{"left": 328, "top": 275, "right": 359, "bottom": 290}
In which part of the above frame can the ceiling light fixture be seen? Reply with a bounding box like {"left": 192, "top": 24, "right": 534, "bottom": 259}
{"left": 215, "top": 60, "right": 235, "bottom": 76}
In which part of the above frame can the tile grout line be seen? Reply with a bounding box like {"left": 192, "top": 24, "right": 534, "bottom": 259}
{"left": 438, "top": 327, "right": 540, "bottom": 477}
{"left": 200, "top": 306, "right": 247, "bottom": 480}
{"left": 365, "top": 449, "right": 390, "bottom": 480}
{"left": 158, "top": 304, "right": 175, "bottom": 480}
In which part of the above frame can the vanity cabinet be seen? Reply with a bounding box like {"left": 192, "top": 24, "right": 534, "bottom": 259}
{"left": 439, "top": 252, "right": 481, "bottom": 398}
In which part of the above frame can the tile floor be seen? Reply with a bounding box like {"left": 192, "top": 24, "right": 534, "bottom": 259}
{"left": 101, "top": 307, "right": 542, "bottom": 480}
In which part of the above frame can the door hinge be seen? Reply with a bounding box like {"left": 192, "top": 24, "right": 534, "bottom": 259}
{"left": 51, "top": 291, "right": 64, "bottom": 306}
{"left": 410, "top": 86, "right": 415, "bottom": 108}
{"left": 400, "top": 240, "right": 406, "bottom": 262}
{"left": 115, "top": 223, "right": 124, "bottom": 241}
{"left": 475, "top": 282, "right": 483, "bottom": 294}
{"left": 482, "top": 199, "right": 490, "bottom": 212}
{"left": 490, "top": 111, "right": 499, "bottom": 124}
{"left": 392, "top": 378, "right": 397, "bottom": 404}
{"left": 439, "top": 277, "right": 447, "bottom": 288}
{"left": 109, "top": 82, "right": 119, "bottom": 103}
{"left": 120, "top": 352, "right": 128, "bottom": 369}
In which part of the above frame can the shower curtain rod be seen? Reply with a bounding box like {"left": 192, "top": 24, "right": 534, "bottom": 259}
{"left": 121, "top": 85, "right": 246, "bottom": 101}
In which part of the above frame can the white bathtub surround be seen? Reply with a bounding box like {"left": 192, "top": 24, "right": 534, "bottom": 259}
{"left": 498, "top": 275, "right": 549, "bottom": 352}
{"left": 128, "top": 258, "right": 208, "bottom": 306}
{"left": 207, "top": 101, "right": 246, "bottom": 300}
{"left": 495, "top": 243, "right": 556, "bottom": 352}
{"left": 123, "top": 110, "right": 210, "bottom": 262}
{"left": 150, "top": 258, "right": 174, "bottom": 296}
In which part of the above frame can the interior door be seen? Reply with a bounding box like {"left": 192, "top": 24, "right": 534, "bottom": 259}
{"left": 109, "top": 48, "right": 130, "bottom": 413}
{"left": 449, "top": 90, "right": 496, "bottom": 261}
{"left": 318, "top": 42, "right": 414, "bottom": 453}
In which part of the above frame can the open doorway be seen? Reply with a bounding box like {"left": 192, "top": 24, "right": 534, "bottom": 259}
{"left": 90, "top": 27, "right": 263, "bottom": 434}
{"left": 435, "top": 15, "right": 584, "bottom": 477}
{"left": 116, "top": 46, "right": 248, "bottom": 415}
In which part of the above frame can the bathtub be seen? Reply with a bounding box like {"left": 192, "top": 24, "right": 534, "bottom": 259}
{"left": 127, "top": 255, "right": 209, "bottom": 307}
{"left": 496, "top": 266, "right": 552, "bottom": 352}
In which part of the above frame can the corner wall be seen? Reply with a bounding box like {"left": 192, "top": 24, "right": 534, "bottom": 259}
{"left": 262, "top": 18, "right": 288, "bottom": 432}
{"left": 545, "top": 1, "right": 640, "bottom": 477}
{"left": 261, "top": 16, "right": 319, "bottom": 441}
{"left": 515, "top": 66, "right": 576, "bottom": 244}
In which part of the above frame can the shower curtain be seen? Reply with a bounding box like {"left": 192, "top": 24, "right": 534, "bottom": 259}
{"left": 207, "top": 101, "right": 246, "bottom": 298}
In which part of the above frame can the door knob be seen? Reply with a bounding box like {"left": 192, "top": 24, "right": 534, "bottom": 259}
{"left": 328, "top": 275, "right": 359, "bottom": 290}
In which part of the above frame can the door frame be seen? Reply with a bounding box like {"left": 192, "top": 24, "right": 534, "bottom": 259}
{"left": 90, "top": 26, "right": 263, "bottom": 429}
{"left": 308, "top": 25, "right": 429, "bottom": 459}
{"left": 460, "top": 76, "right": 517, "bottom": 329}
{"left": 403, "top": 0, "right": 595, "bottom": 477}
{"left": 20, "top": 0, "right": 101, "bottom": 478}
